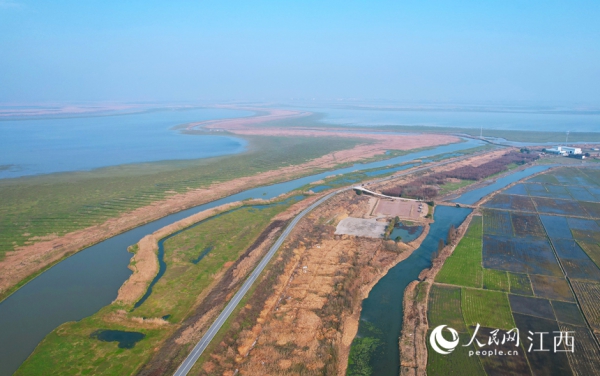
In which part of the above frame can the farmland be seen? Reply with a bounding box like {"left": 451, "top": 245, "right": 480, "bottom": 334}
{"left": 426, "top": 166, "right": 600, "bottom": 375}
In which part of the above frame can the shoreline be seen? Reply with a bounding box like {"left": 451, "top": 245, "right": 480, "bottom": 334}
{"left": 337, "top": 221, "right": 433, "bottom": 375}
{"left": 0, "top": 130, "right": 458, "bottom": 302}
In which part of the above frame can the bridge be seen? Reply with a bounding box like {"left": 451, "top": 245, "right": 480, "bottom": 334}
{"left": 352, "top": 186, "right": 423, "bottom": 202}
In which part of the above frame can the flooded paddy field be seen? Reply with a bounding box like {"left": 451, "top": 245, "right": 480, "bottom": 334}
{"left": 428, "top": 166, "right": 600, "bottom": 375}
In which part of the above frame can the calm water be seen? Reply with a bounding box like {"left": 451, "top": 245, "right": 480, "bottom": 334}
{"left": 350, "top": 206, "right": 472, "bottom": 376}
{"left": 310, "top": 107, "right": 600, "bottom": 132}
{"left": 0, "top": 138, "right": 484, "bottom": 376}
{"left": 451, "top": 165, "right": 554, "bottom": 205}
{"left": 0, "top": 108, "right": 252, "bottom": 179}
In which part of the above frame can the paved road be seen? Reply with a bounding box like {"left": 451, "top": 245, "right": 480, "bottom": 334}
{"left": 173, "top": 189, "right": 344, "bottom": 376}
{"left": 172, "top": 149, "right": 491, "bottom": 375}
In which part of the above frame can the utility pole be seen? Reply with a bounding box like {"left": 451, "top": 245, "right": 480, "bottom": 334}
{"left": 566, "top": 131, "right": 569, "bottom": 144}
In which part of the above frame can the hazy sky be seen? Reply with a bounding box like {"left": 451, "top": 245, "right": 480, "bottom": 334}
{"left": 1, "top": 1, "right": 599, "bottom": 104}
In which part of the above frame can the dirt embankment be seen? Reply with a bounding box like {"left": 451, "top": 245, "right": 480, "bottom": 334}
{"left": 399, "top": 211, "right": 478, "bottom": 376}
{"left": 187, "top": 190, "right": 432, "bottom": 376}
{"left": 115, "top": 201, "right": 243, "bottom": 305}
{"left": 136, "top": 194, "right": 323, "bottom": 376}
{"left": 0, "top": 123, "right": 457, "bottom": 300}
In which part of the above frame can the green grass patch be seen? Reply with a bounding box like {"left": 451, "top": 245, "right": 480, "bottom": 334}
{"left": 427, "top": 331, "right": 486, "bottom": 376}
{"left": 508, "top": 272, "right": 534, "bottom": 295}
{"left": 461, "top": 288, "right": 515, "bottom": 330}
{"left": 133, "top": 201, "right": 292, "bottom": 322}
{"left": 0, "top": 135, "right": 365, "bottom": 258}
{"left": 17, "top": 198, "right": 295, "bottom": 375}
{"left": 436, "top": 216, "right": 483, "bottom": 288}
{"left": 428, "top": 284, "right": 467, "bottom": 332}
{"left": 15, "top": 305, "right": 169, "bottom": 376}
{"left": 438, "top": 179, "right": 474, "bottom": 196}
{"left": 482, "top": 269, "right": 509, "bottom": 292}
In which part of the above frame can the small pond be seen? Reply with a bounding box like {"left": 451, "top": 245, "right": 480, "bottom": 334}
{"left": 90, "top": 329, "right": 145, "bottom": 349}
{"left": 389, "top": 222, "right": 424, "bottom": 243}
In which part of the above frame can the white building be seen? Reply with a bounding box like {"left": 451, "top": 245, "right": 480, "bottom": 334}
{"left": 546, "top": 146, "right": 582, "bottom": 156}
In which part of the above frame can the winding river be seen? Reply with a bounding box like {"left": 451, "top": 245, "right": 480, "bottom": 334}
{"left": 0, "top": 138, "right": 484, "bottom": 375}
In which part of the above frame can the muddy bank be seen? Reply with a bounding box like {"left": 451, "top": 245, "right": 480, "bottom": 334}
{"left": 115, "top": 201, "right": 243, "bottom": 305}
{"left": 337, "top": 223, "right": 431, "bottom": 376}
{"left": 399, "top": 211, "right": 477, "bottom": 376}
{"left": 0, "top": 132, "right": 457, "bottom": 301}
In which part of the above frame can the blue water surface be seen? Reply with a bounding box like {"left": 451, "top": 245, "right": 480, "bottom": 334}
{"left": 0, "top": 108, "right": 252, "bottom": 179}
{"left": 301, "top": 107, "right": 600, "bottom": 132}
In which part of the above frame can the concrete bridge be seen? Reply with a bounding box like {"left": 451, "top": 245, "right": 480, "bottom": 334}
{"left": 352, "top": 186, "right": 423, "bottom": 202}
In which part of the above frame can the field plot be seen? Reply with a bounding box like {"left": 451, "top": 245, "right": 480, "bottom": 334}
{"left": 569, "top": 219, "right": 600, "bottom": 243}
{"left": 565, "top": 186, "right": 596, "bottom": 202}
{"left": 508, "top": 272, "right": 534, "bottom": 295}
{"left": 583, "top": 202, "right": 600, "bottom": 218}
{"left": 435, "top": 216, "right": 483, "bottom": 288}
{"left": 428, "top": 167, "right": 600, "bottom": 376}
{"left": 508, "top": 294, "right": 555, "bottom": 320}
{"left": 530, "top": 275, "right": 575, "bottom": 302}
{"left": 482, "top": 194, "right": 536, "bottom": 212}
{"left": 571, "top": 280, "right": 600, "bottom": 331}
{"left": 511, "top": 212, "right": 546, "bottom": 238}
{"left": 503, "top": 183, "right": 528, "bottom": 195}
{"left": 428, "top": 285, "right": 467, "bottom": 331}
{"left": 470, "top": 327, "right": 533, "bottom": 376}
{"left": 588, "top": 187, "right": 600, "bottom": 201}
{"left": 472, "top": 328, "right": 532, "bottom": 376}
{"left": 482, "top": 268, "right": 509, "bottom": 292}
{"left": 483, "top": 209, "right": 513, "bottom": 237}
{"left": 579, "top": 241, "right": 600, "bottom": 269}
{"left": 525, "top": 183, "right": 573, "bottom": 200}
{"left": 482, "top": 235, "right": 563, "bottom": 276}
{"left": 528, "top": 173, "right": 561, "bottom": 185}
{"left": 532, "top": 197, "right": 589, "bottom": 217}
{"left": 543, "top": 167, "right": 597, "bottom": 186}
{"left": 552, "top": 300, "right": 587, "bottom": 327}
{"left": 512, "top": 313, "right": 573, "bottom": 376}
{"left": 427, "top": 332, "right": 486, "bottom": 376}
{"left": 540, "top": 215, "right": 573, "bottom": 240}
{"left": 461, "top": 288, "right": 514, "bottom": 330}
{"left": 559, "top": 323, "right": 600, "bottom": 376}
{"left": 551, "top": 239, "right": 600, "bottom": 281}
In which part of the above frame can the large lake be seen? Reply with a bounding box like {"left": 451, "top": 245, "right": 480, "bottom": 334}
{"left": 0, "top": 108, "right": 252, "bottom": 179}
{"left": 307, "top": 107, "right": 600, "bottom": 132}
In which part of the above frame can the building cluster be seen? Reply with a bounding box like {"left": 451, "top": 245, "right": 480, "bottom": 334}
{"left": 545, "top": 146, "right": 583, "bottom": 157}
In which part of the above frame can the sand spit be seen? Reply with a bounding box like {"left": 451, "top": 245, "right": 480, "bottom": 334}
{"left": 184, "top": 107, "right": 310, "bottom": 130}
{"left": 0, "top": 126, "right": 456, "bottom": 300}
{"left": 115, "top": 201, "right": 243, "bottom": 305}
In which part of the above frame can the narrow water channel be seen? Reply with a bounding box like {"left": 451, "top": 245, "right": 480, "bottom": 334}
{"left": 348, "top": 206, "right": 472, "bottom": 375}
{"left": 451, "top": 164, "right": 553, "bottom": 205}
{"left": 0, "top": 138, "right": 483, "bottom": 376}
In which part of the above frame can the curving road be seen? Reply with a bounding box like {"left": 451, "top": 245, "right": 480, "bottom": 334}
{"left": 172, "top": 148, "right": 495, "bottom": 375}
{"left": 173, "top": 189, "right": 345, "bottom": 376}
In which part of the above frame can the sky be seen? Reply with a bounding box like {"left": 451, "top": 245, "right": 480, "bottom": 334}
{"left": 1, "top": 0, "right": 599, "bottom": 104}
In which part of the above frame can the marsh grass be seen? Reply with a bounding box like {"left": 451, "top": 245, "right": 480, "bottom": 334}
{"left": 0, "top": 135, "right": 365, "bottom": 258}
{"left": 16, "top": 197, "right": 297, "bottom": 375}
